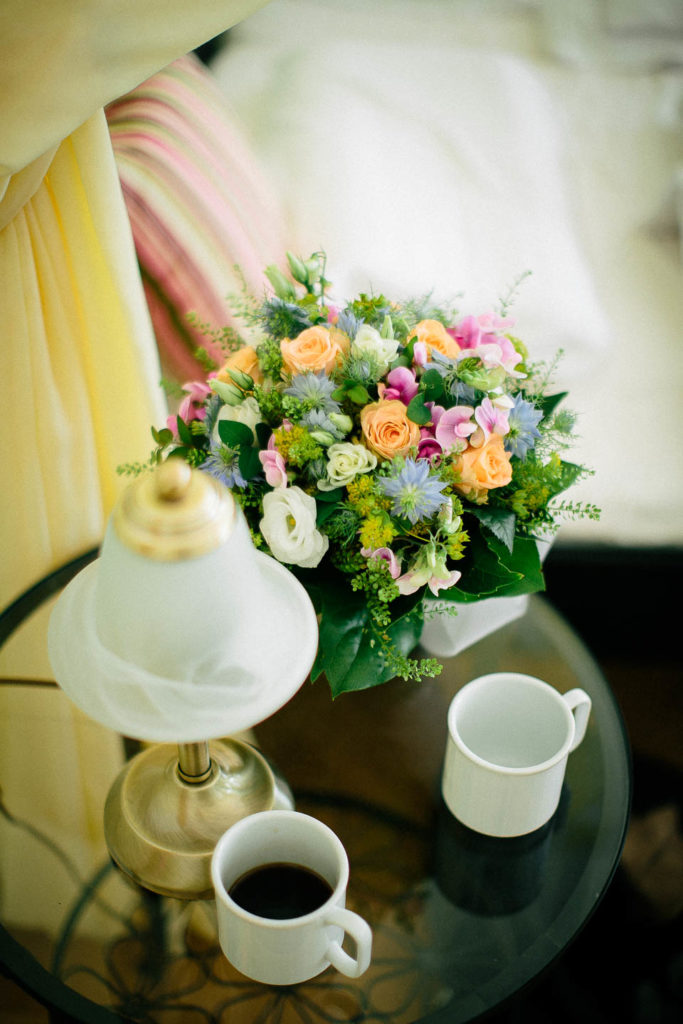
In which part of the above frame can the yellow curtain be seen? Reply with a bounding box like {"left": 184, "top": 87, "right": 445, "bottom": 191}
{"left": 0, "top": 112, "right": 166, "bottom": 609}
{"left": 0, "top": 0, "right": 270, "bottom": 611}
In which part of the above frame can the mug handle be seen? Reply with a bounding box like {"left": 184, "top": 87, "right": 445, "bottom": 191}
{"left": 563, "top": 688, "right": 592, "bottom": 751}
{"left": 323, "top": 906, "right": 373, "bottom": 978}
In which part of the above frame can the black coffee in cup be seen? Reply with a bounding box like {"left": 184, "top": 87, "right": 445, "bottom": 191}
{"left": 228, "top": 862, "right": 333, "bottom": 920}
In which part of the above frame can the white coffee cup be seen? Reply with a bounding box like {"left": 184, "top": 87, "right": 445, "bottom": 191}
{"left": 442, "top": 672, "right": 592, "bottom": 837}
{"left": 211, "top": 810, "right": 372, "bottom": 985}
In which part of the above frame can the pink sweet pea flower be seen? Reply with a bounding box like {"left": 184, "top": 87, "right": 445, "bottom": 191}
{"left": 179, "top": 381, "right": 212, "bottom": 421}
{"left": 378, "top": 366, "right": 419, "bottom": 405}
{"left": 418, "top": 429, "right": 443, "bottom": 463}
{"left": 427, "top": 402, "right": 445, "bottom": 429}
{"left": 396, "top": 542, "right": 462, "bottom": 597}
{"left": 474, "top": 396, "right": 510, "bottom": 442}
{"left": 361, "top": 546, "right": 401, "bottom": 579}
{"left": 412, "top": 341, "right": 429, "bottom": 368}
{"left": 453, "top": 313, "right": 524, "bottom": 377}
{"left": 453, "top": 313, "right": 513, "bottom": 350}
{"left": 397, "top": 564, "right": 461, "bottom": 597}
{"left": 259, "top": 434, "right": 289, "bottom": 487}
{"left": 166, "top": 380, "right": 212, "bottom": 434}
{"left": 259, "top": 448, "right": 288, "bottom": 487}
{"left": 434, "top": 405, "right": 476, "bottom": 454}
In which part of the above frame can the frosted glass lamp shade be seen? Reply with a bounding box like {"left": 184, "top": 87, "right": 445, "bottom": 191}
{"left": 48, "top": 465, "right": 319, "bottom": 742}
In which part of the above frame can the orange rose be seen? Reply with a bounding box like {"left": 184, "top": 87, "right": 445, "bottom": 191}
{"left": 454, "top": 434, "right": 512, "bottom": 501}
{"left": 360, "top": 400, "right": 421, "bottom": 460}
{"left": 409, "top": 319, "right": 460, "bottom": 360}
{"left": 217, "top": 345, "right": 263, "bottom": 387}
{"left": 280, "top": 326, "right": 349, "bottom": 375}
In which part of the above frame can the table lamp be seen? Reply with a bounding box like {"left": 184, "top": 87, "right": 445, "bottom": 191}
{"left": 47, "top": 460, "right": 318, "bottom": 900}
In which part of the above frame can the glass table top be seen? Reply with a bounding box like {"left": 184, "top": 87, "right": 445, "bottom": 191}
{"left": 0, "top": 553, "right": 631, "bottom": 1023}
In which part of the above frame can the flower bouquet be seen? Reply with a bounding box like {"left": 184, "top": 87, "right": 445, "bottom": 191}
{"left": 121, "top": 253, "right": 598, "bottom": 697}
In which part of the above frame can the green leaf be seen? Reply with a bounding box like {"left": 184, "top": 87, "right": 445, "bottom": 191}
{"left": 421, "top": 369, "right": 445, "bottom": 402}
{"left": 537, "top": 392, "right": 567, "bottom": 419}
{"left": 470, "top": 507, "right": 517, "bottom": 553}
{"left": 347, "top": 384, "right": 372, "bottom": 405}
{"left": 255, "top": 422, "right": 272, "bottom": 449}
{"left": 316, "top": 501, "right": 342, "bottom": 528}
{"left": 485, "top": 533, "right": 544, "bottom": 597}
{"left": 176, "top": 417, "right": 195, "bottom": 447}
{"left": 315, "top": 487, "right": 344, "bottom": 503}
{"left": 436, "top": 526, "right": 544, "bottom": 603}
{"left": 311, "top": 583, "right": 424, "bottom": 696}
{"left": 218, "top": 420, "right": 254, "bottom": 448}
{"left": 152, "top": 426, "right": 174, "bottom": 446}
{"left": 439, "top": 530, "right": 522, "bottom": 603}
{"left": 406, "top": 395, "right": 432, "bottom": 425}
{"left": 550, "top": 460, "right": 584, "bottom": 497}
{"left": 310, "top": 585, "right": 367, "bottom": 686}
{"left": 238, "top": 445, "right": 262, "bottom": 481}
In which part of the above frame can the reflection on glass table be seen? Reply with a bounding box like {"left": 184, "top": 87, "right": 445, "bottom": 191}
{"left": 0, "top": 553, "right": 631, "bottom": 1023}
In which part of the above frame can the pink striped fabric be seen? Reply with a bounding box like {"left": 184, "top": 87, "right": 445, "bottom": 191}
{"left": 106, "top": 53, "right": 285, "bottom": 381}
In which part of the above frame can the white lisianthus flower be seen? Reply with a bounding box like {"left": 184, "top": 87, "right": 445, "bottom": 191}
{"left": 351, "top": 324, "right": 400, "bottom": 375}
{"left": 260, "top": 486, "right": 329, "bottom": 568}
{"left": 317, "top": 442, "right": 377, "bottom": 492}
{"left": 212, "top": 396, "right": 262, "bottom": 442}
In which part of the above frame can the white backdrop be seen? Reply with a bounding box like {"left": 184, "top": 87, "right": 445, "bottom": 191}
{"left": 213, "top": 0, "right": 683, "bottom": 546}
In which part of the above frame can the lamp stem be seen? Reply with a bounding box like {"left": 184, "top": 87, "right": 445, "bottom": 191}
{"left": 177, "top": 741, "right": 213, "bottom": 783}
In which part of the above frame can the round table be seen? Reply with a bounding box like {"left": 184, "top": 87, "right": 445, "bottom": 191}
{"left": 0, "top": 552, "right": 631, "bottom": 1023}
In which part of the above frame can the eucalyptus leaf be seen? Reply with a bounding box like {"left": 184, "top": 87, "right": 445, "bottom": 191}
{"left": 406, "top": 395, "right": 432, "bottom": 425}
{"left": 152, "top": 426, "right": 174, "bottom": 446}
{"left": 347, "top": 385, "right": 372, "bottom": 405}
{"left": 421, "top": 368, "right": 445, "bottom": 402}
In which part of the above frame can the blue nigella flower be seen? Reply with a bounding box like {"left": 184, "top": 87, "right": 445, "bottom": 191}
{"left": 201, "top": 440, "right": 247, "bottom": 489}
{"left": 425, "top": 352, "right": 478, "bottom": 403}
{"left": 378, "top": 458, "right": 449, "bottom": 525}
{"left": 505, "top": 394, "right": 543, "bottom": 459}
{"left": 284, "top": 371, "right": 341, "bottom": 414}
{"left": 336, "top": 309, "right": 364, "bottom": 338}
{"left": 302, "top": 408, "right": 346, "bottom": 440}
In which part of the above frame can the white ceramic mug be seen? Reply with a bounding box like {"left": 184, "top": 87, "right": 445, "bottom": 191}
{"left": 211, "top": 810, "right": 372, "bottom": 985}
{"left": 442, "top": 672, "right": 592, "bottom": 837}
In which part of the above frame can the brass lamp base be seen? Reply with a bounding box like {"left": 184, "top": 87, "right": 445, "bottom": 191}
{"left": 104, "top": 738, "right": 283, "bottom": 899}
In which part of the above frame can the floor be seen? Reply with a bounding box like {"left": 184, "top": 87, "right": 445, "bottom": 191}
{"left": 1, "top": 546, "right": 681, "bottom": 1023}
